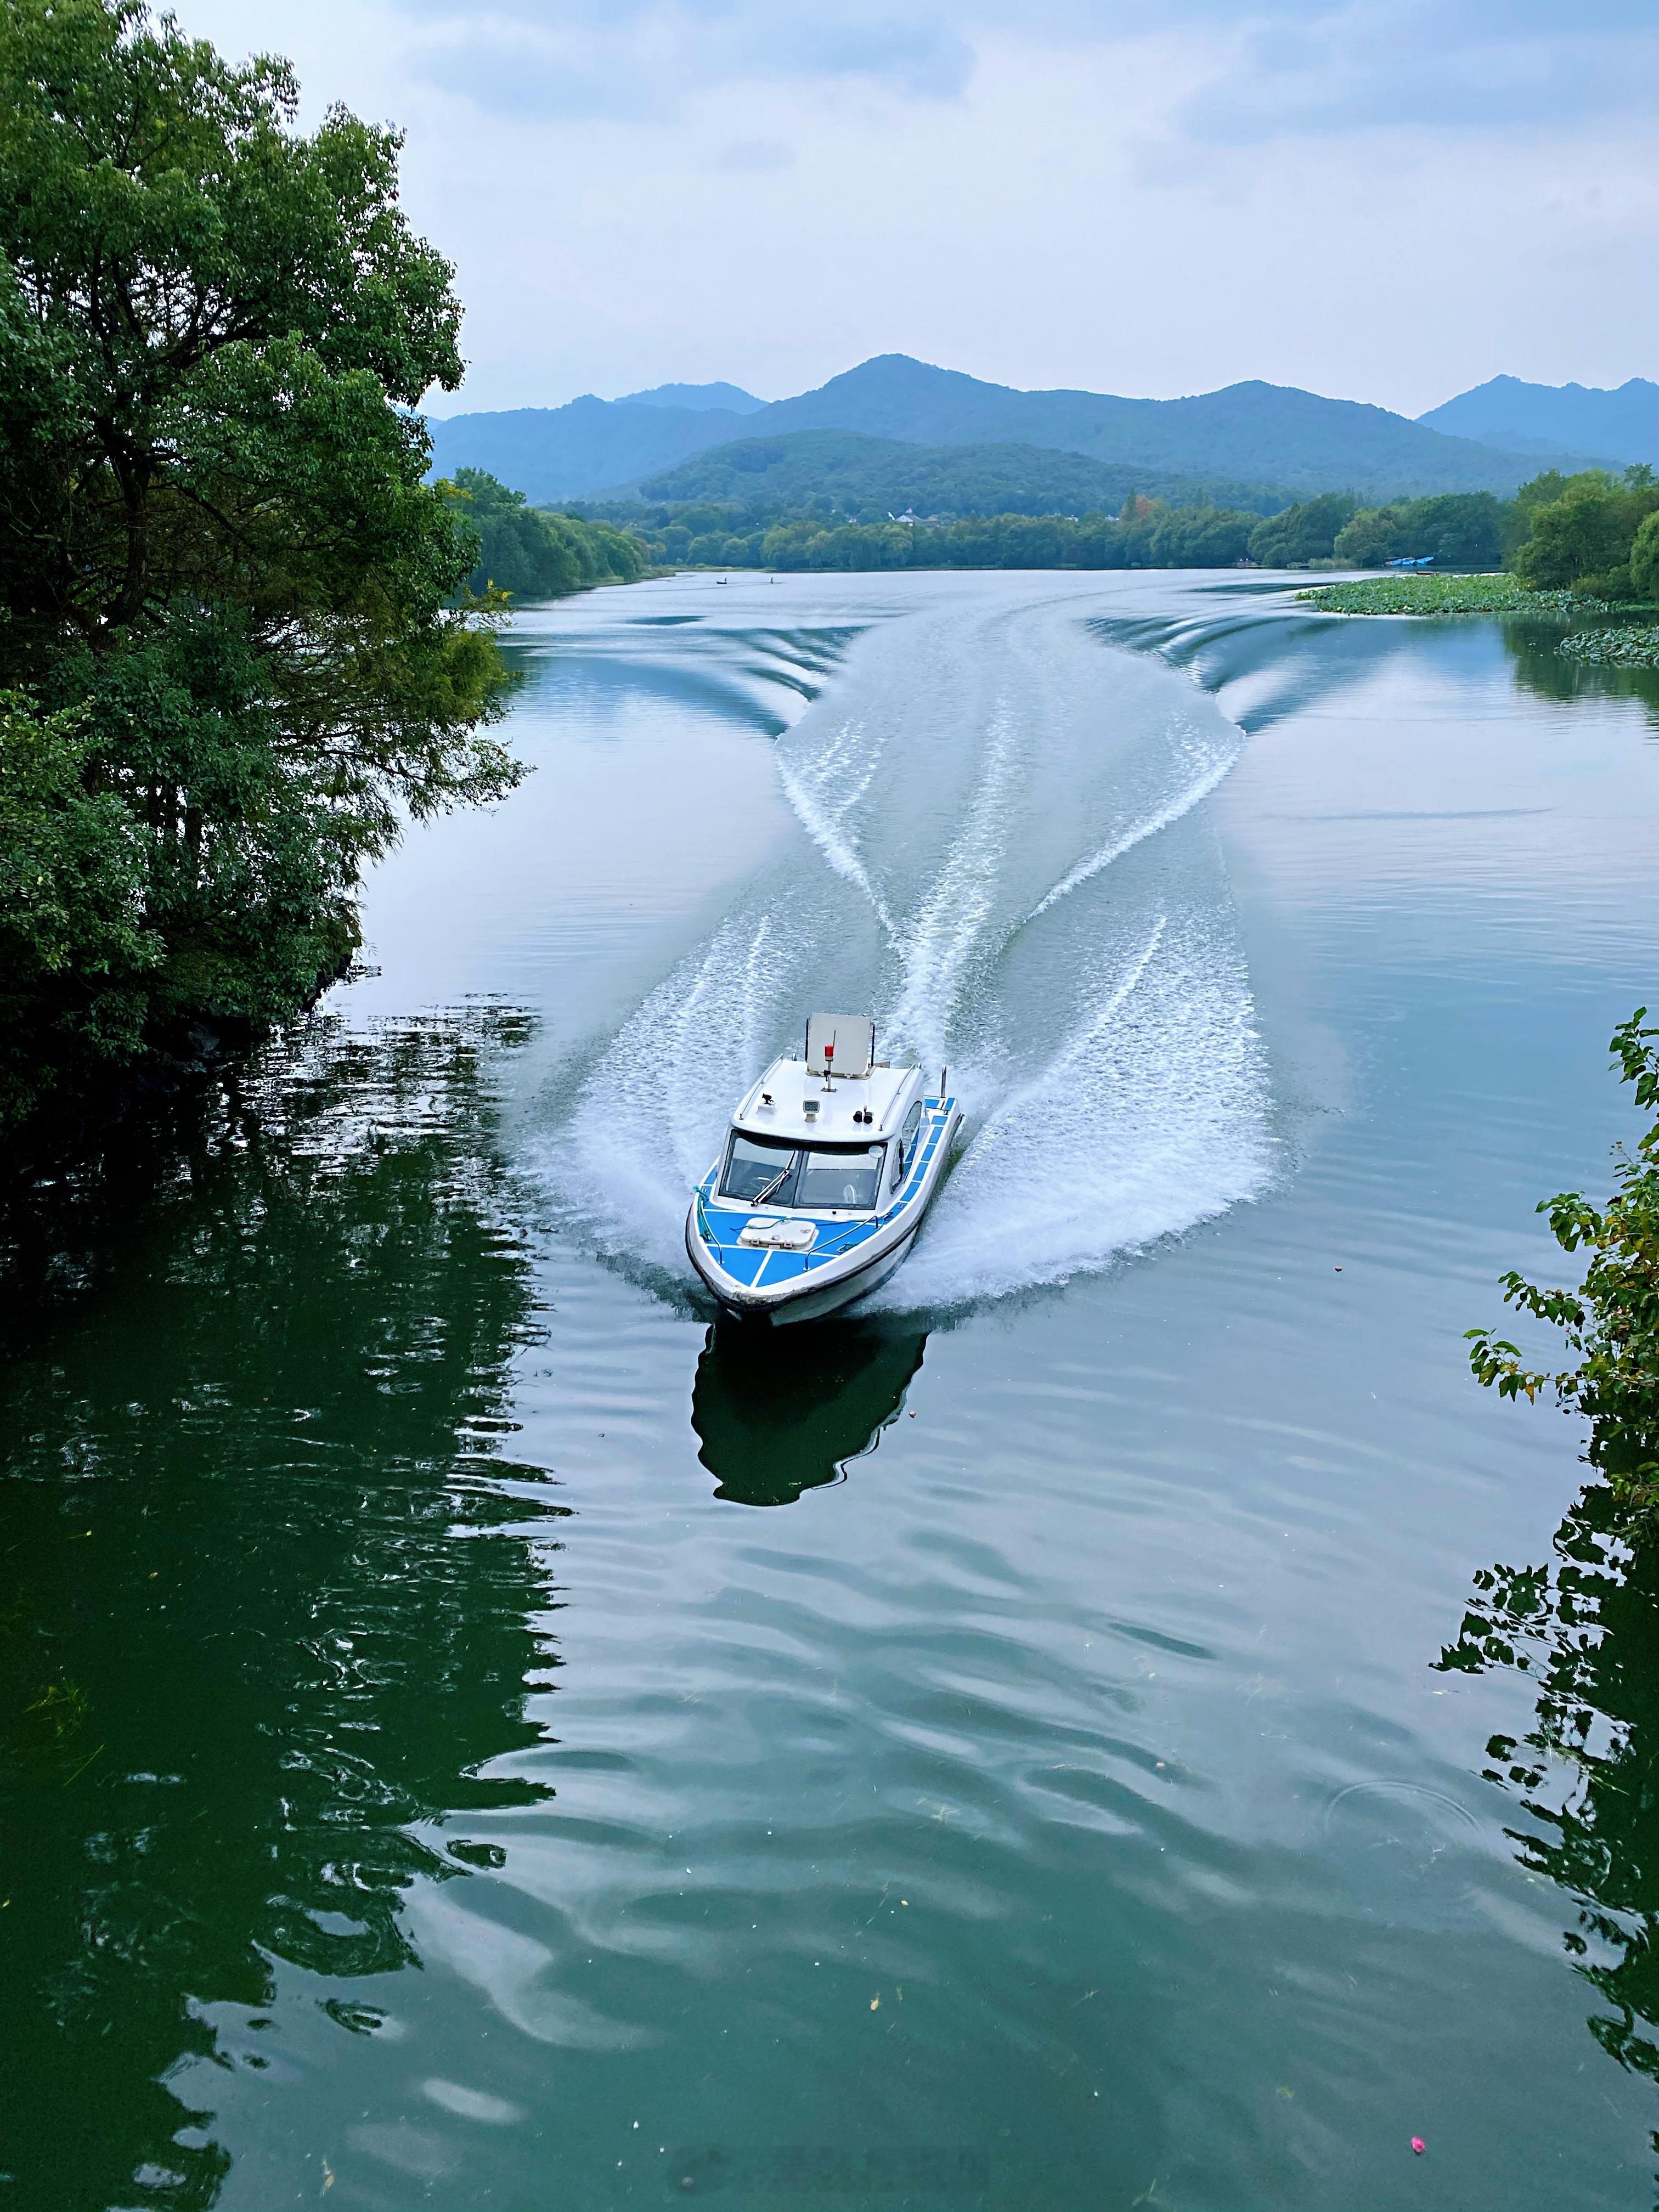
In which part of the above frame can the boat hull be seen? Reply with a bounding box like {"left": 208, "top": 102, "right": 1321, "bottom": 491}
{"left": 689, "top": 1221, "right": 919, "bottom": 1326}
{"left": 686, "top": 1099, "right": 958, "bottom": 1325}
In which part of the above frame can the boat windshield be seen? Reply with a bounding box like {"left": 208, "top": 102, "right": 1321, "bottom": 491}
{"left": 720, "top": 1132, "right": 885, "bottom": 1210}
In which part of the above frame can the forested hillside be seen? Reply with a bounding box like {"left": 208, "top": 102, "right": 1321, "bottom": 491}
{"left": 632, "top": 430, "right": 1291, "bottom": 520}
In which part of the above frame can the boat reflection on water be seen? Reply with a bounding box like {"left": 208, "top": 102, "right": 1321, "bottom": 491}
{"left": 690, "top": 1317, "right": 929, "bottom": 1506}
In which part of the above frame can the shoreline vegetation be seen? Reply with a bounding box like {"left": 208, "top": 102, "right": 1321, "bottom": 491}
{"left": 438, "top": 467, "right": 650, "bottom": 600}
{"left": 1294, "top": 572, "right": 1659, "bottom": 665}
{"left": 1296, "top": 574, "right": 1538, "bottom": 614}
{"left": 1286, "top": 469, "right": 1659, "bottom": 641}
{"left": 0, "top": 0, "right": 520, "bottom": 1154}
{"left": 1467, "top": 1010, "right": 1659, "bottom": 1520}
{"left": 532, "top": 466, "right": 1658, "bottom": 605}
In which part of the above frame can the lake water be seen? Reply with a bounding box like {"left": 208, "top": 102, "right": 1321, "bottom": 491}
{"left": 5, "top": 570, "right": 1659, "bottom": 2211}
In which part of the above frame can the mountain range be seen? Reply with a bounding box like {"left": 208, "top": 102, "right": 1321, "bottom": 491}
{"left": 424, "top": 357, "right": 1626, "bottom": 512}
{"left": 614, "top": 380, "right": 765, "bottom": 414}
{"left": 1417, "top": 375, "right": 1659, "bottom": 466}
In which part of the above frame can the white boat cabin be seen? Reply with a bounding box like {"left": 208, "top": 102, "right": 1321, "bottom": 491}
{"left": 713, "top": 1014, "right": 932, "bottom": 1220}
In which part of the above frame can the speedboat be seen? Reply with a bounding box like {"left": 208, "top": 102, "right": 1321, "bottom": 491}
{"left": 686, "top": 1013, "right": 960, "bottom": 1325}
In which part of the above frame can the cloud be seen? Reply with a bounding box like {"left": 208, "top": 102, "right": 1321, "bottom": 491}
{"left": 714, "top": 137, "right": 794, "bottom": 171}
{"left": 191, "top": 0, "right": 1658, "bottom": 421}
{"left": 394, "top": 0, "right": 1659, "bottom": 137}
{"left": 406, "top": 24, "right": 662, "bottom": 120}
{"left": 402, "top": 0, "right": 973, "bottom": 120}
{"left": 1171, "top": 1, "right": 1659, "bottom": 143}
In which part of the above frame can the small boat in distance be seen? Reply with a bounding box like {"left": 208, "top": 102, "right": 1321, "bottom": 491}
{"left": 686, "top": 1014, "right": 960, "bottom": 1325}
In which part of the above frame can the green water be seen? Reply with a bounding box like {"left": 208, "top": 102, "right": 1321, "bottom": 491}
{"left": 4, "top": 573, "right": 1659, "bottom": 2210}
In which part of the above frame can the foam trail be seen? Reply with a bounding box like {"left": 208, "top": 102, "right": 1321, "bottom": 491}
{"left": 888, "top": 701, "right": 1022, "bottom": 1066}
{"left": 992, "top": 913, "right": 1170, "bottom": 1117}
{"left": 774, "top": 718, "right": 893, "bottom": 934}
{"left": 543, "top": 913, "right": 787, "bottom": 1283}
{"left": 891, "top": 908, "right": 1271, "bottom": 1309}
{"left": 1028, "top": 731, "right": 1238, "bottom": 923}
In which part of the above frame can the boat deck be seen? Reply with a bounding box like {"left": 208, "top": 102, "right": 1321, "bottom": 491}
{"left": 692, "top": 1097, "right": 956, "bottom": 1294}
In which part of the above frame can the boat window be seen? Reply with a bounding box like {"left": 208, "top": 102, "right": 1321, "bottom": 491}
{"left": 795, "top": 1143, "right": 884, "bottom": 1210}
{"left": 718, "top": 1133, "right": 885, "bottom": 1210}
{"left": 893, "top": 1102, "right": 924, "bottom": 1183}
{"left": 720, "top": 1132, "right": 800, "bottom": 1203}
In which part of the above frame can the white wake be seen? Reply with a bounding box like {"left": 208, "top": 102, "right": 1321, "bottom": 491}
{"left": 537, "top": 580, "right": 1272, "bottom": 1312}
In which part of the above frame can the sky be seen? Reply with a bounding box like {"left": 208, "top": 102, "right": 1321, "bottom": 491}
{"left": 187, "top": 0, "right": 1659, "bottom": 419}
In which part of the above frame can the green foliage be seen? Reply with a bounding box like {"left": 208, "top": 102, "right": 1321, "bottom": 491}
{"left": 620, "top": 500, "right": 1265, "bottom": 575}
{"left": 1330, "top": 506, "right": 1406, "bottom": 567}
{"left": 1245, "top": 492, "right": 1359, "bottom": 566}
{"left": 1318, "top": 470, "right": 1659, "bottom": 586}
{"left": 1331, "top": 492, "right": 1506, "bottom": 569}
{"left": 0, "top": 0, "right": 526, "bottom": 1142}
{"left": 1514, "top": 469, "right": 1582, "bottom": 517}
{"left": 1466, "top": 1011, "right": 1659, "bottom": 1510}
{"left": 605, "top": 463, "right": 1658, "bottom": 584}
{"left": 1558, "top": 626, "right": 1659, "bottom": 668}
{"left": 1630, "top": 512, "right": 1659, "bottom": 602}
{"left": 1526, "top": 589, "right": 1615, "bottom": 614}
{"left": 634, "top": 428, "right": 1291, "bottom": 524}
{"left": 1147, "top": 506, "right": 1257, "bottom": 567}
{"left": 1514, "top": 469, "right": 1659, "bottom": 594}
{"left": 0, "top": 692, "right": 158, "bottom": 1131}
{"left": 1297, "top": 573, "right": 1533, "bottom": 614}
{"left": 439, "top": 469, "right": 649, "bottom": 600}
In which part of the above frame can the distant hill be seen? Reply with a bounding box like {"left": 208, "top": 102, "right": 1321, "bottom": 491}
{"left": 614, "top": 380, "right": 765, "bottom": 414}
{"left": 426, "top": 354, "right": 1592, "bottom": 506}
{"left": 753, "top": 356, "right": 1579, "bottom": 498}
{"left": 425, "top": 396, "right": 752, "bottom": 504}
{"left": 1418, "top": 375, "right": 1659, "bottom": 467}
{"left": 631, "top": 428, "right": 1291, "bottom": 517}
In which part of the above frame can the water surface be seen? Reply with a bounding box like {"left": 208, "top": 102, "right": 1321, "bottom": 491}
{"left": 5, "top": 571, "right": 1659, "bottom": 2211}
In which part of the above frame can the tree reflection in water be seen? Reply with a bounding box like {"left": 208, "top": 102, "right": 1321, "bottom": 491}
{"left": 0, "top": 1006, "right": 555, "bottom": 2212}
{"left": 690, "top": 1317, "right": 928, "bottom": 1506}
{"left": 1439, "top": 1482, "right": 1659, "bottom": 2152}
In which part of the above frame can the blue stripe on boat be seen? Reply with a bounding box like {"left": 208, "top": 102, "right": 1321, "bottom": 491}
{"left": 691, "top": 1099, "right": 955, "bottom": 1278}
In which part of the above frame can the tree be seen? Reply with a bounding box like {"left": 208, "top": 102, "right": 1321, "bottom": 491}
{"left": 1149, "top": 506, "right": 1255, "bottom": 567}
{"left": 1631, "top": 513, "right": 1659, "bottom": 603}
{"left": 1513, "top": 470, "right": 1659, "bottom": 594}
{"left": 0, "top": 691, "right": 158, "bottom": 1131}
{"left": 439, "top": 469, "right": 650, "bottom": 600}
{"left": 1247, "top": 492, "right": 1358, "bottom": 567}
{"left": 1333, "top": 506, "right": 1407, "bottom": 566}
{"left": 1516, "top": 485, "right": 1635, "bottom": 589}
{"left": 1408, "top": 492, "right": 1505, "bottom": 568}
{"left": 1467, "top": 1009, "right": 1659, "bottom": 1511}
{"left": 0, "top": 0, "right": 523, "bottom": 1137}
